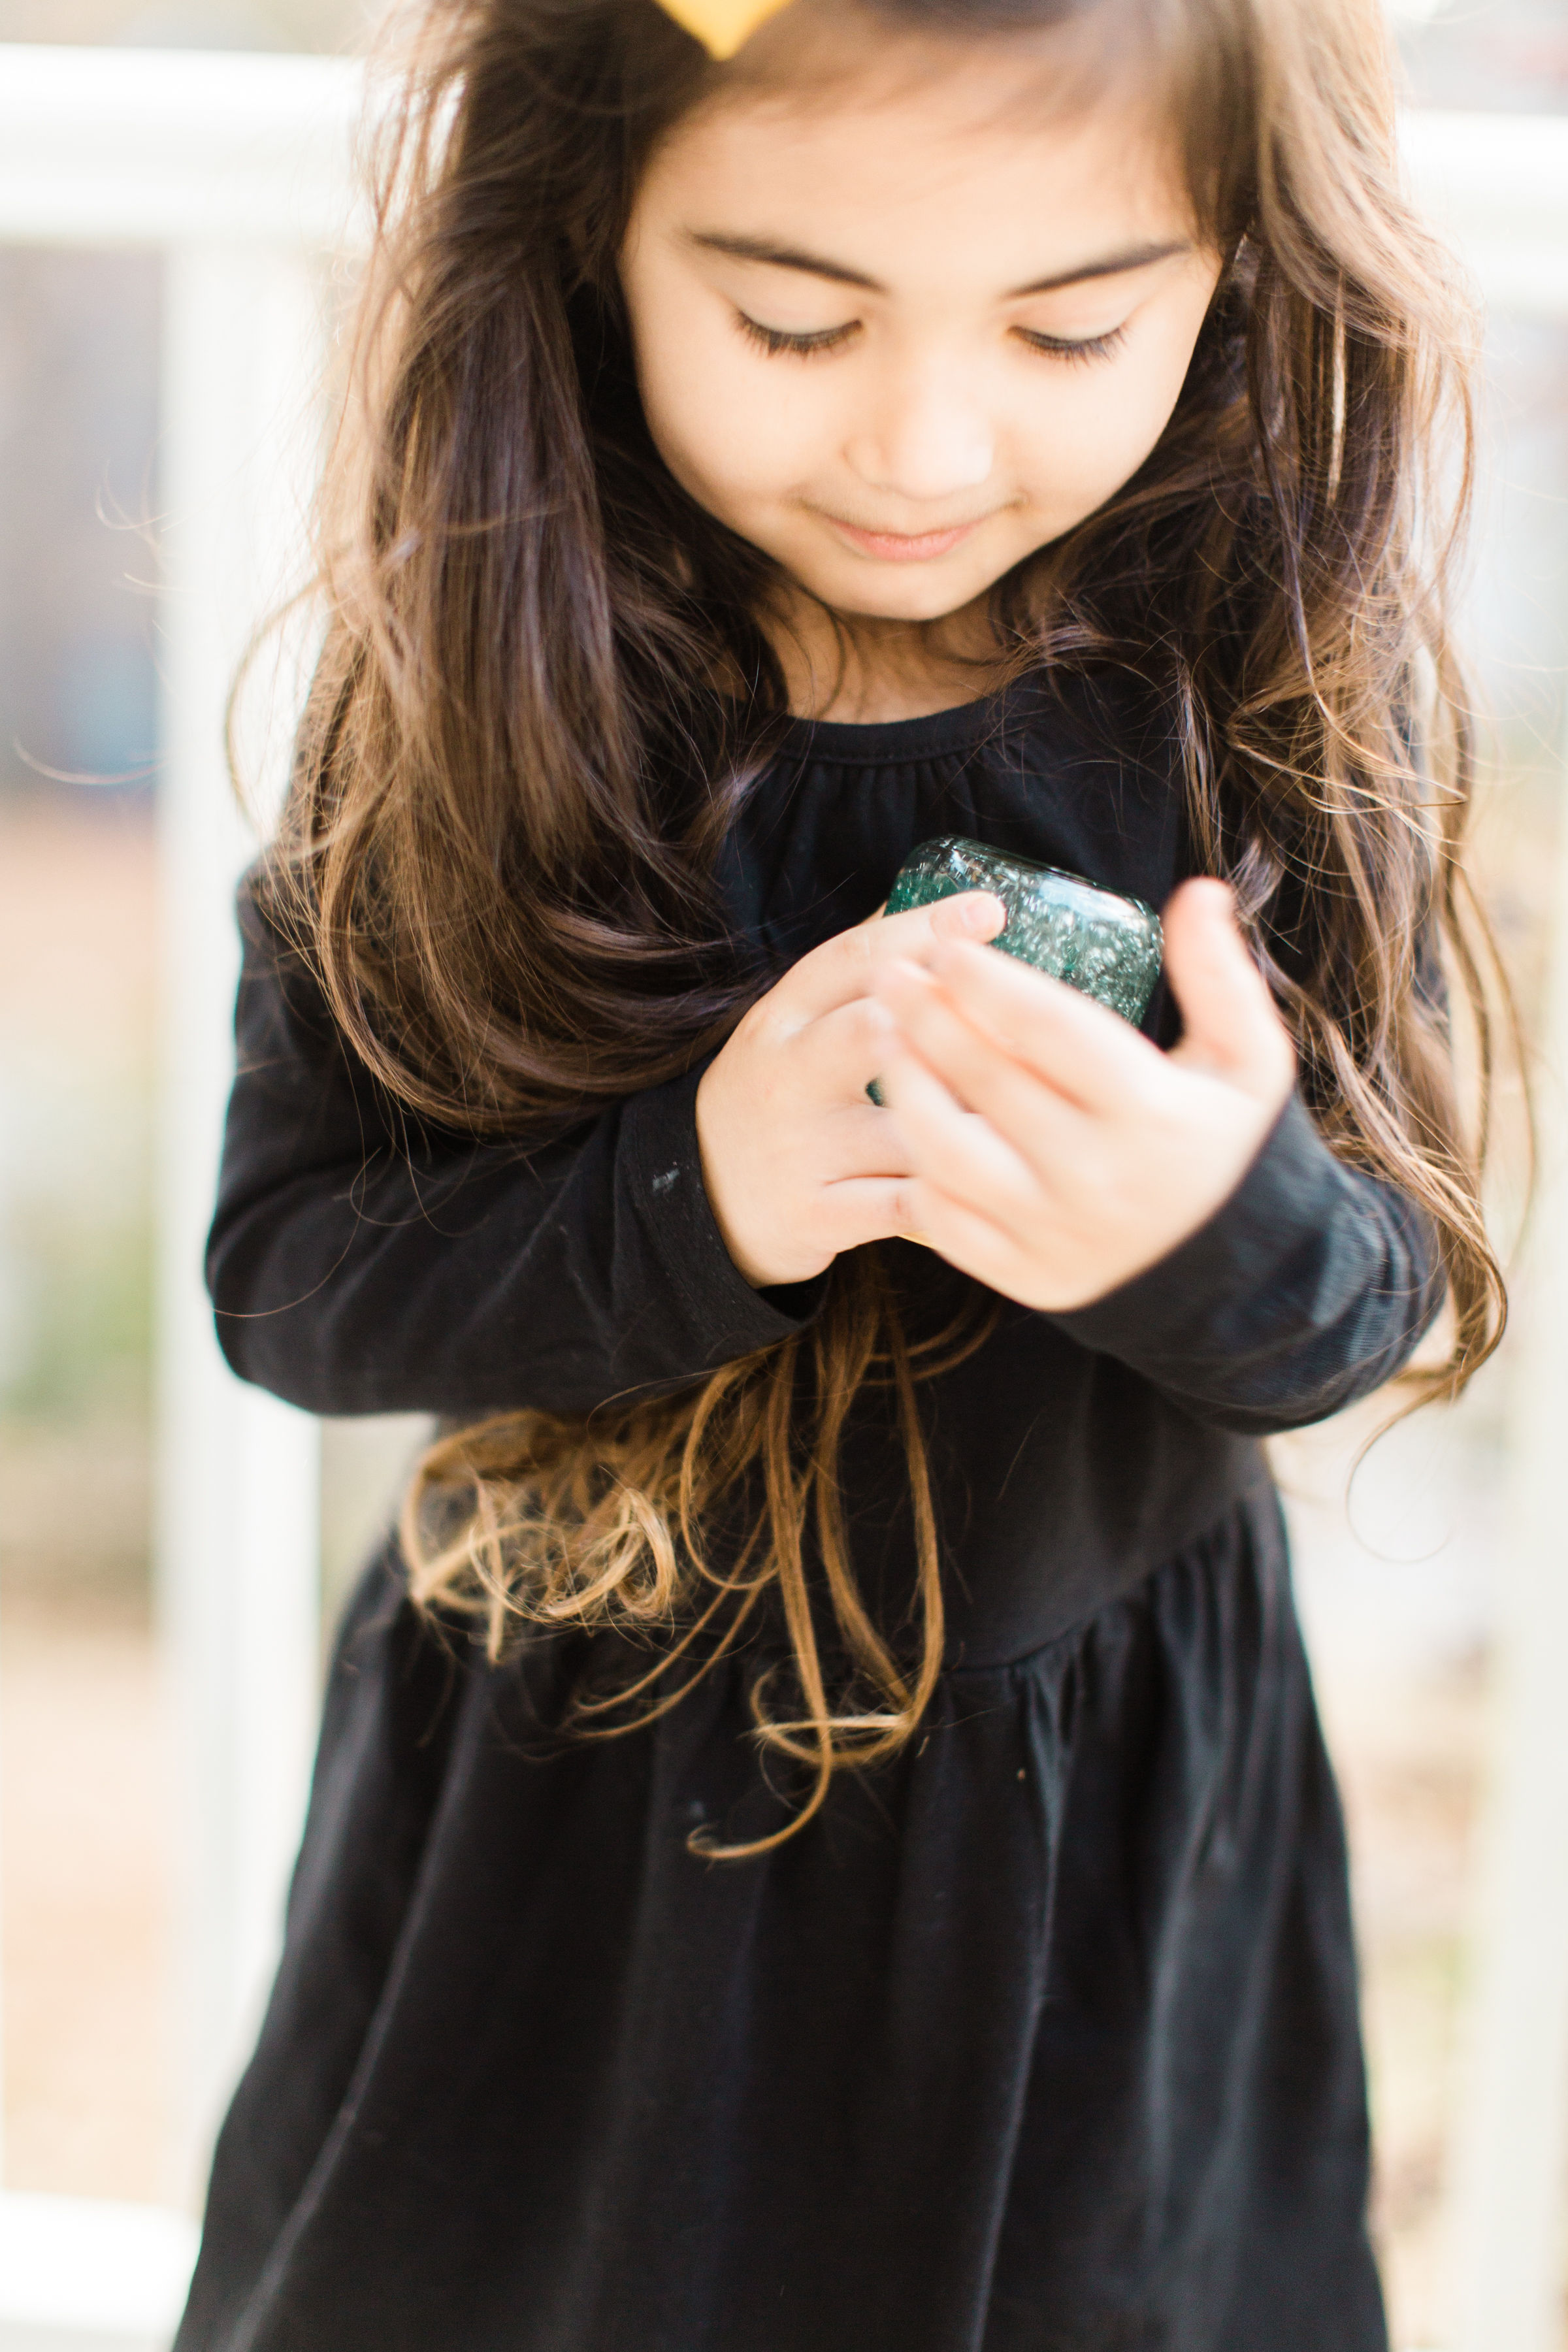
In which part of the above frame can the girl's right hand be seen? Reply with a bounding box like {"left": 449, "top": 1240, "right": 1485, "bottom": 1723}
{"left": 694, "top": 892, "right": 1005, "bottom": 1288}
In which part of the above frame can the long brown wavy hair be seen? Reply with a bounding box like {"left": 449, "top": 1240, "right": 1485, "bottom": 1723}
{"left": 267, "top": 0, "right": 1507, "bottom": 1853}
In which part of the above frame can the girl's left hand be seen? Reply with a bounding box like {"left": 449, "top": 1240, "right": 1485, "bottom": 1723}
{"left": 870, "top": 878, "right": 1297, "bottom": 1312}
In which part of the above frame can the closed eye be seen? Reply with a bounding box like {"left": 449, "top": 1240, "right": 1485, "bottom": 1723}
{"left": 1013, "top": 323, "right": 1128, "bottom": 366}
{"left": 735, "top": 310, "right": 861, "bottom": 359}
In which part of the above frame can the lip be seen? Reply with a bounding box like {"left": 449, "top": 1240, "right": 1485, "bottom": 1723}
{"left": 817, "top": 512, "right": 990, "bottom": 563}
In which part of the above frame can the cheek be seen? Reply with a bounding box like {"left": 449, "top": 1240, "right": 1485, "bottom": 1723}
{"left": 1020, "top": 334, "right": 1199, "bottom": 513}
{"left": 636, "top": 310, "right": 826, "bottom": 518}
{"left": 1009, "top": 386, "right": 1135, "bottom": 515}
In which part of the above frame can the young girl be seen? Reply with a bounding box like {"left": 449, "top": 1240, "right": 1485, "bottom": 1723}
{"left": 176, "top": 0, "right": 1502, "bottom": 2344}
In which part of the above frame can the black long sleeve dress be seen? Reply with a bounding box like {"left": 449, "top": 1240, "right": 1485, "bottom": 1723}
{"left": 176, "top": 672, "right": 1437, "bottom": 2352}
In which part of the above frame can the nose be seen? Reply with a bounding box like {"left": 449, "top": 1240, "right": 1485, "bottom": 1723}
{"left": 843, "top": 359, "right": 994, "bottom": 505}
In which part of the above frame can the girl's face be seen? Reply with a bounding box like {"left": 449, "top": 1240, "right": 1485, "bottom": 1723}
{"left": 619, "top": 26, "right": 1221, "bottom": 629}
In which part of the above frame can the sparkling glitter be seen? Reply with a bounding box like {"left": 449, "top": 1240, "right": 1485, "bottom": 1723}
{"left": 869, "top": 838, "right": 1162, "bottom": 1103}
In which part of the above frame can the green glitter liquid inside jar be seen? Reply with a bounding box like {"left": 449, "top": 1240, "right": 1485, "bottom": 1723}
{"left": 868, "top": 838, "right": 1162, "bottom": 1104}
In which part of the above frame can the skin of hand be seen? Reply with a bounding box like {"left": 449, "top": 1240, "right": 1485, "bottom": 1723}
{"left": 866, "top": 879, "right": 1298, "bottom": 1311}
{"left": 695, "top": 889, "right": 1005, "bottom": 1287}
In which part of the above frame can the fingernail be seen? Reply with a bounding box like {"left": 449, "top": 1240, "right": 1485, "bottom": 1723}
{"left": 931, "top": 893, "right": 999, "bottom": 941}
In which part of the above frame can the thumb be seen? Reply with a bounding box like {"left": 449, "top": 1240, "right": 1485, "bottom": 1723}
{"left": 1164, "top": 879, "right": 1295, "bottom": 1101}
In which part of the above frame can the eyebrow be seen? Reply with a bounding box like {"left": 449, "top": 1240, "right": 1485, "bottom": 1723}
{"left": 685, "top": 231, "right": 1190, "bottom": 299}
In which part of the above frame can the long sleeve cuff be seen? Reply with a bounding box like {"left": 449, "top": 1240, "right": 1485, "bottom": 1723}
{"left": 1048, "top": 1092, "right": 1445, "bottom": 1433}
{"left": 613, "top": 1063, "right": 830, "bottom": 1384}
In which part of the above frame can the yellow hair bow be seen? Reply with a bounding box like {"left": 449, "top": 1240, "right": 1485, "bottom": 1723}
{"left": 657, "top": 0, "right": 792, "bottom": 57}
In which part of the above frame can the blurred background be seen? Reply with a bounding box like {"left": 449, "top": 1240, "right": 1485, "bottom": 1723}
{"left": 0, "top": 5, "right": 1565, "bottom": 2351}
{"left": 0, "top": 0, "right": 402, "bottom": 2259}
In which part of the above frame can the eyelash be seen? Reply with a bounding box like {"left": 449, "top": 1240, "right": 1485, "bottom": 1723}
{"left": 1014, "top": 324, "right": 1129, "bottom": 367}
{"left": 735, "top": 312, "right": 859, "bottom": 359}
{"left": 734, "top": 311, "right": 1129, "bottom": 367}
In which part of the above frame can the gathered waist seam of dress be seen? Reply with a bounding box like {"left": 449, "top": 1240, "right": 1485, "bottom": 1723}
{"left": 941, "top": 1464, "right": 1281, "bottom": 1680}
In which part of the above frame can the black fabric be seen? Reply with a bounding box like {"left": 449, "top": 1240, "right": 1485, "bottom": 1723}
{"left": 180, "top": 670, "right": 1437, "bottom": 2352}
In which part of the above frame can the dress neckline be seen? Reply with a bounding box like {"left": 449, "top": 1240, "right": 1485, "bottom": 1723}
{"left": 774, "top": 675, "right": 1047, "bottom": 768}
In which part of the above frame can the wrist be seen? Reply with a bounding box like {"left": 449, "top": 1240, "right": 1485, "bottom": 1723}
{"left": 695, "top": 1064, "right": 784, "bottom": 1289}
{"left": 719, "top": 1224, "right": 787, "bottom": 1291}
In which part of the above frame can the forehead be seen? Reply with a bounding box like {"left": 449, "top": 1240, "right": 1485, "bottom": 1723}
{"left": 636, "top": 32, "right": 1194, "bottom": 280}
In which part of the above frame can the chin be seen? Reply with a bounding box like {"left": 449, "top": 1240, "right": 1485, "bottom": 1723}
{"left": 812, "top": 564, "right": 999, "bottom": 626}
